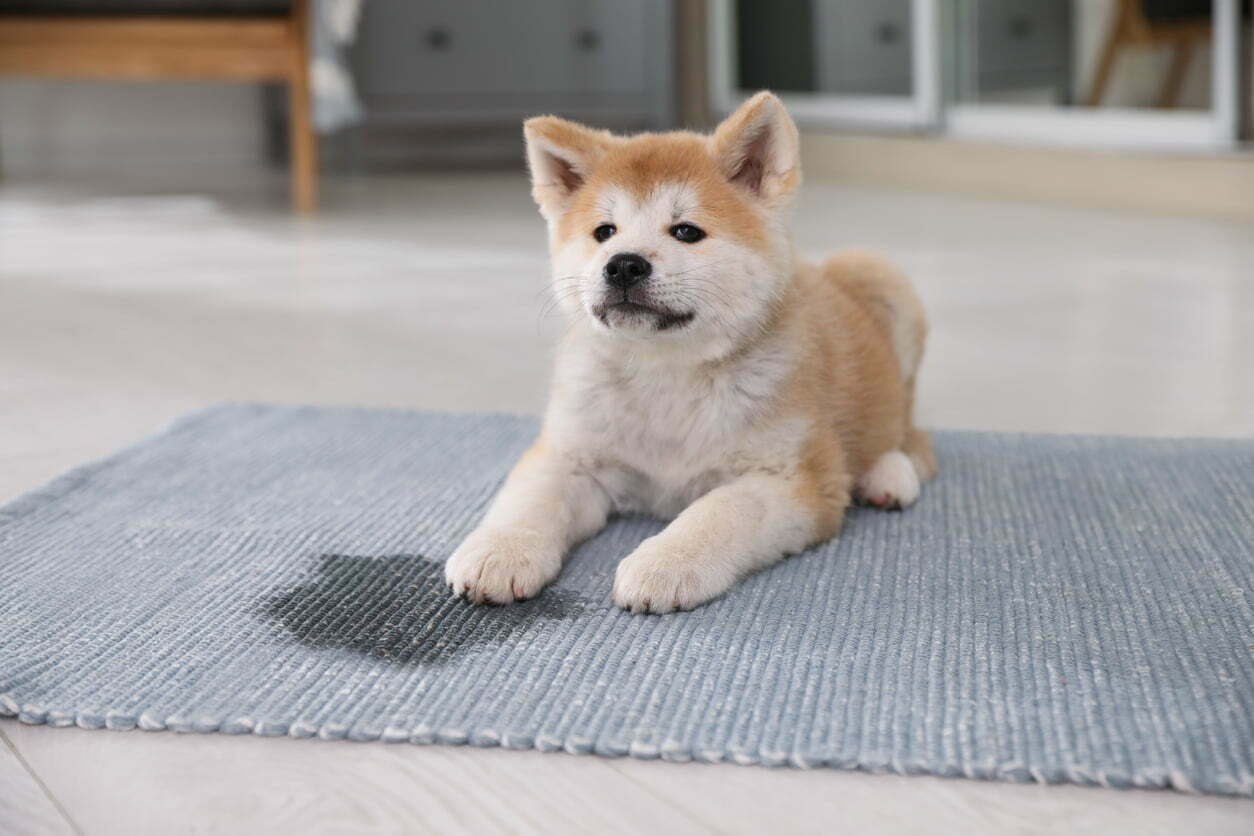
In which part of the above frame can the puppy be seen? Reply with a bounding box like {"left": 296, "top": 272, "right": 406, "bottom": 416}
{"left": 446, "top": 92, "right": 935, "bottom": 614}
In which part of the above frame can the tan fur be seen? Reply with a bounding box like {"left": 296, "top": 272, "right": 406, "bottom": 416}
{"left": 784, "top": 252, "right": 932, "bottom": 534}
{"left": 447, "top": 92, "right": 936, "bottom": 613}
{"left": 552, "top": 133, "right": 772, "bottom": 252}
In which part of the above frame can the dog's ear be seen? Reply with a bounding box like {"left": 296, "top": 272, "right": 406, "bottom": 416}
{"left": 523, "top": 116, "right": 616, "bottom": 217}
{"left": 711, "top": 92, "right": 800, "bottom": 204}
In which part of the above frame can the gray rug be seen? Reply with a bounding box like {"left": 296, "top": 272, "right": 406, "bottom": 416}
{"left": 1, "top": 404, "right": 1251, "bottom": 796}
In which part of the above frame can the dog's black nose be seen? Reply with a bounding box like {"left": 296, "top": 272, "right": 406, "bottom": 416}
{"left": 604, "top": 253, "right": 652, "bottom": 289}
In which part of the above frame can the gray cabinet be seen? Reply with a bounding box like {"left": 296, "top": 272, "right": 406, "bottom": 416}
{"left": 950, "top": 0, "right": 1074, "bottom": 104}
{"left": 349, "top": 0, "right": 674, "bottom": 129}
{"left": 734, "top": 0, "right": 1074, "bottom": 104}
{"left": 813, "top": 0, "right": 913, "bottom": 97}
{"left": 734, "top": 0, "right": 913, "bottom": 97}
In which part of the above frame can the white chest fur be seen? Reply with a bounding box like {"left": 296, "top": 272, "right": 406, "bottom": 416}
{"left": 546, "top": 332, "right": 805, "bottom": 517}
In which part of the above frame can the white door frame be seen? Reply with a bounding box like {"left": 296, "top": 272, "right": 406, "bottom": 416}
{"left": 707, "top": 0, "right": 942, "bottom": 131}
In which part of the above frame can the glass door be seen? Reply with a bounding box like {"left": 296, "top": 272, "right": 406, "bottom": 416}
{"left": 944, "top": 0, "right": 1242, "bottom": 150}
{"left": 708, "top": 0, "right": 1244, "bottom": 149}
{"left": 708, "top": 0, "right": 942, "bottom": 130}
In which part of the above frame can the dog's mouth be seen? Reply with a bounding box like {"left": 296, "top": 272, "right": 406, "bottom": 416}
{"left": 594, "top": 297, "right": 695, "bottom": 332}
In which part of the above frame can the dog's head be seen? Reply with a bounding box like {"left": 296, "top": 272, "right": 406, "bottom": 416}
{"left": 524, "top": 92, "right": 800, "bottom": 358}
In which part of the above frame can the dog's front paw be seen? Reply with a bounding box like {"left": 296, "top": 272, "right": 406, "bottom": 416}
{"left": 612, "top": 537, "right": 732, "bottom": 615}
{"left": 445, "top": 527, "right": 561, "bottom": 604}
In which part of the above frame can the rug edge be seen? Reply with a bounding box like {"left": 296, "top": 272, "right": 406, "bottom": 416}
{"left": 0, "top": 403, "right": 237, "bottom": 532}
{"left": 2, "top": 697, "right": 1250, "bottom": 798}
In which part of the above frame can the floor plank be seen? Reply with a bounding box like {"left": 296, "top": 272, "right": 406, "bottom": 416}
{"left": 0, "top": 726, "right": 78, "bottom": 836}
{"left": 8, "top": 721, "right": 1253, "bottom": 836}
{"left": 607, "top": 754, "right": 1254, "bottom": 836}
{"left": 3, "top": 722, "right": 710, "bottom": 836}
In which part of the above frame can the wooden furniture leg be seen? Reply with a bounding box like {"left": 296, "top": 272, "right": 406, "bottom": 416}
{"left": 1156, "top": 39, "right": 1194, "bottom": 109}
{"left": 1087, "top": 0, "right": 1140, "bottom": 107}
{"left": 1086, "top": 25, "right": 1124, "bottom": 107}
{"left": 288, "top": 0, "right": 316, "bottom": 213}
{"left": 0, "top": 2, "right": 318, "bottom": 213}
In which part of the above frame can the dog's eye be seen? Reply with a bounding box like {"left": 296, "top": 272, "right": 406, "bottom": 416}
{"left": 670, "top": 223, "right": 706, "bottom": 244}
{"left": 593, "top": 224, "right": 616, "bottom": 243}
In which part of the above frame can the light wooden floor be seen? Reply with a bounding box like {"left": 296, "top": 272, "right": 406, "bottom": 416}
{"left": 1, "top": 172, "right": 1252, "bottom": 835}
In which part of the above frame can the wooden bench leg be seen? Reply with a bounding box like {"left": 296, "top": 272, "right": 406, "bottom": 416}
{"left": 1087, "top": 28, "right": 1123, "bottom": 107}
{"left": 1156, "top": 39, "right": 1194, "bottom": 109}
{"left": 289, "top": 0, "right": 316, "bottom": 213}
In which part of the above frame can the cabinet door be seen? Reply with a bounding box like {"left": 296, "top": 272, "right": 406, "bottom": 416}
{"left": 572, "top": 0, "right": 651, "bottom": 96}
{"left": 350, "top": 0, "right": 673, "bottom": 127}
{"left": 976, "top": 0, "right": 1070, "bottom": 76}
{"left": 354, "top": 0, "right": 583, "bottom": 100}
{"left": 813, "top": 0, "right": 913, "bottom": 96}
{"left": 961, "top": 0, "right": 1071, "bottom": 101}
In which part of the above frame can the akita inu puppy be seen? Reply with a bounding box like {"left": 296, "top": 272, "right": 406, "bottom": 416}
{"left": 446, "top": 92, "right": 935, "bottom": 614}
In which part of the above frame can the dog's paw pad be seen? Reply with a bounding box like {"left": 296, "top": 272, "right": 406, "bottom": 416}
{"left": 856, "top": 450, "right": 920, "bottom": 510}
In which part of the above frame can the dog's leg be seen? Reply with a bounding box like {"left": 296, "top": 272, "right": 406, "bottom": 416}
{"left": 446, "top": 443, "right": 611, "bottom": 604}
{"left": 613, "top": 473, "right": 838, "bottom": 614}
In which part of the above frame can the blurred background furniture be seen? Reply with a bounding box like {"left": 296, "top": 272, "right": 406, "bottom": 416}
{"left": 950, "top": 0, "right": 1074, "bottom": 106}
{"left": 0, "top": 0, "right": 316, "bottom": 211}
{"left": 337, "top": 0, "right": 674, "bottom": 169}
{"left": 1087, "top": 0, "right": 1213, "bottom": 107}
{"left": 732, "top": 0, "right": 1075, "bottom": 108}
{"left": 735, "top": 0, "right": 918, "bottom": 96}
{"left": 0, "top": 0, "right": 1247, "bottom": 210}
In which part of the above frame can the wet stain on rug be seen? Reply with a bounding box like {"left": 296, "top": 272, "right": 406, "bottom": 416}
{"left": 264, "top": 554, "right": 589, "bottom": 666}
